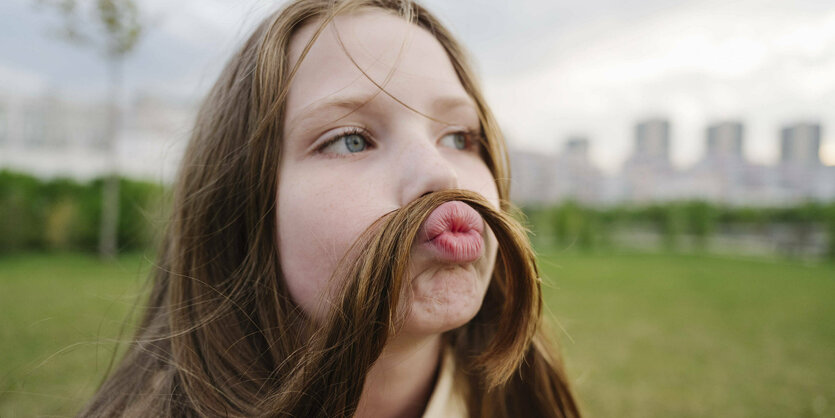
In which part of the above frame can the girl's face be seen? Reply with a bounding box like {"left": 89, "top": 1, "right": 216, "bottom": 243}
{"left": 277, "top": 10, "right": 500, "bottom": 335}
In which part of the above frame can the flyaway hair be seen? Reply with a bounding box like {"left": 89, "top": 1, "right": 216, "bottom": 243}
{"left": 81, "top": 191, "right": 578, "bottom": 417}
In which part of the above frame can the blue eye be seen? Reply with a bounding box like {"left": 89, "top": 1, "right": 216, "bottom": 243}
{"left": 321, "top": 131, "right": 369, "bottom": 156}
{"left": 440, "top": 132, "right": 469, "bottom": 150}
{"left": 343, "top": 134, "right": 367, "bottom": 153}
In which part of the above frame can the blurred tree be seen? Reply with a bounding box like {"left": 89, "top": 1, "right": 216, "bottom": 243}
{"left": 34, "top": 0, "right": 143, "bottom": 258}
{"left": 825, "top": 203, "right": 835, "bottom": 261}
{"left": 551, "top": 201, "right": 598, "bottom": 251}
{"left": 645, "top": 203, "right": 685, "bottom": 251}
{"left": 683, "top": 201, "right": 717, "bottom": 251}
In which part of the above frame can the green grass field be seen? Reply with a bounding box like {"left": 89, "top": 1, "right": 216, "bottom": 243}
{"left": 1, "top": 250, "right": 833, "bottom": 417}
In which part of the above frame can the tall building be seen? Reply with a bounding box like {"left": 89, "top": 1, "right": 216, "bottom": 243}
{"left": 508, "top": 148, "right": 557, "bottom": 204}
{"left": 563, "top": 136, "right": 589, "bottom": 164}
{"left": 0, "top": 92, "right": 193, "bottom": 181}
{"left": 620, "top": 118, "right": 675, "bottom": 202}
{"left": 687, "top": 121, "right": 751, "bottom": 204}
{"left": 706, "top": 121, "right": 744, "bottom": 160}
{"left": 780, "top": 122, "right": 821, "bottom": 166}
{"left": 634, "top": 118, "right": 670, "bottom": 161}
{"left": 550, "top": 136, "right": 603, "bottom": 204}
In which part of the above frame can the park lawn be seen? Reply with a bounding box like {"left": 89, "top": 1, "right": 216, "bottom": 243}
{"left": 0, "top": 252, "right": 153, "bottom": 417}
{"left": 1, "top": 250, "right": 834, "bottom": 417}
{"left": 539, "top": 248, "right": 835, "bottom": 417}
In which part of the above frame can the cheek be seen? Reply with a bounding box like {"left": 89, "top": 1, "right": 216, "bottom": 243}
{"left": 275, "top": 170, "right": 388, "bottom": 320}
{"left": 460, "top": 158, "right": 500, "bottom": 208}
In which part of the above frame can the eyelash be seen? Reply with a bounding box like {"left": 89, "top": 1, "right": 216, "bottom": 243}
{"left": 316, "top": 127, "right": 484, "bottom": 158}
{"left": 316, "top": 127, "right": 372, "bottom": 158}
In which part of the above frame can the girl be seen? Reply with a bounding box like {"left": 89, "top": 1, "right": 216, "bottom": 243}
{"left": 81, "top": 1, "right": 580, "bottom": 417}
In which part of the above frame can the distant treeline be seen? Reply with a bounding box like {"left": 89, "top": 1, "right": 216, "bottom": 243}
{"left": 2, "top": 169, "right": 834, "bottom": 259}
{"left": 0, "top": 170, "right": 165, "bottom": 253}
{"left": 522, "top": 200, "right": 835, "bottom": 260}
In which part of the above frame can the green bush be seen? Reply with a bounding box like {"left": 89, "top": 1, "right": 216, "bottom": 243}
{"left": 682, "top": 201, "right": 717, "bottom": 250}
{"left": 0, "top": 170, "right": 165, "bottom": 254}
{"left": 0, "top": 171, "right": 42, "bottom": 251}
{"left": 550, "top": 201, "right": 602, "bottom": 251}
{"left": 521, "top": 198, "right": 835, "bottom": 259}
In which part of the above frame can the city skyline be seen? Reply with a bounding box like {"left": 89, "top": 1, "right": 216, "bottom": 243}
{"left": 510, "top": 116, "right": 833, "bottom": 205}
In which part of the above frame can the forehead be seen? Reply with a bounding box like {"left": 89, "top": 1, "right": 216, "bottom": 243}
{"left": 284, "top": 9, "right": 474, "bottom": 123}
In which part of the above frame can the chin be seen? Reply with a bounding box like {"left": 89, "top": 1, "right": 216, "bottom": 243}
{"left": 400, "top": 264, "right": 489, "bottom": 335}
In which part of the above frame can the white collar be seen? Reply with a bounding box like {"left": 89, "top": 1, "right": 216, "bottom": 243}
{"left": 422, "top": 346, "right": 468, "bottom": 418}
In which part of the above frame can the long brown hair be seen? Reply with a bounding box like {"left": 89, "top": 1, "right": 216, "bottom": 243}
{"left": 80, "top": 1, "right": 580, "bottom": 417}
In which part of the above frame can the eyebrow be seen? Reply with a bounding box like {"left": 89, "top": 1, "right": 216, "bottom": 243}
{"left": 286, "top": 95, "right": 376, "bottom": 138}
{"left": 285, "top": 93, "right": 479, "bottom": 138}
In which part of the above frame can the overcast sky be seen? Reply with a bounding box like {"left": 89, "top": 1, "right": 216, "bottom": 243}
{"left": 2, "top": 0, "right": 834, "bottom": 172}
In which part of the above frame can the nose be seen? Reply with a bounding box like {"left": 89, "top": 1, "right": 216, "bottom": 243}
{"left": 398, "top": 137, "right": 459, "bottom": 206}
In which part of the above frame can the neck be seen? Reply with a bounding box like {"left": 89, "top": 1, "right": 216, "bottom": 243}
{"left": 354, "top": 333, "right": 442, "bottom": 418}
